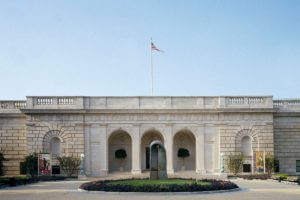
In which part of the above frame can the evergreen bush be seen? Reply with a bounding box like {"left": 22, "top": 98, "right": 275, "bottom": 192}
{"left": 24, "top": 153, "right": 38, "bottom": 178}
{"left": 115, "top": 149, "right": 127, "bottom": 159}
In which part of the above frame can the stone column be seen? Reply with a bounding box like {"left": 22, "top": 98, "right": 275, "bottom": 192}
{"left": 84, "top": 124, "right": 91, "bottom": 176}
{"left": 131, "top": 125, "right": 142, "bottom": 174}
{"left": 213, "top": 127, "right": 221, "bottom": 173}
{"left": 90, "top": 124, "right": 108, "bottom": 176}
{"left": 165, "top": 124, "right": 174, "bottom": 174}
{"left": 196, "top": 125, "right": 206, "bottom": 174}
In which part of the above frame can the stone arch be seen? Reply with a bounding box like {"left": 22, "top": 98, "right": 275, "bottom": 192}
{"left": 42, "top": 130, "right": 68, "bottom": 156}
{"left": 235, "top": 128, "right": 259, "bottom": 153}
{"left": 141, "top": 128, "right": 165, "bottom": 143}
{"left": 107, "top": 127, "right": 134, "bottom": 140}
{"left": 141, "top": 128, "right": 165, "bottom": 171}
{"left": 173, "top": 129, "right": 196, "bottom": 171}
{"left": 108, "top": 129, "right": 132, "bottom": 172}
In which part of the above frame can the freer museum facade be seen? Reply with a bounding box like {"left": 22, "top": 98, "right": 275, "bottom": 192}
{"left": 0, "top": 96, "right": 300, "bottom": 176}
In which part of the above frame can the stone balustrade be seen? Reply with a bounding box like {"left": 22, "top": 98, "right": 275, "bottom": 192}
{"left": 21, "top": 96, "right": 274, "bottom": 110}
{"left": 26, "top": 96, "right": 83, "bottom": 109}
{"left": 5, "top": 96, "right": 300, "bottom": 111}
{"left": 0, "top": 101, "right": 26, "bottom": 109}
{"left": 273, "top": 99, "right": 300, "bottom": 112}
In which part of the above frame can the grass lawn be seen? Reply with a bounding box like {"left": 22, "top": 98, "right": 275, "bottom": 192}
{"left": 107, "top": 179, "right": 212, "bottom": 186}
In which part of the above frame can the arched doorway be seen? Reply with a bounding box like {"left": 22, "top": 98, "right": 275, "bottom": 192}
{"left": 108, "top": 130, "right": 132, "bottom": 172}
{"left": 141, "top": 129, "right": 164, "bottom": 171}
{"left": 241, "top": 135, "right": 253, "bottom": 173}
{"left": 173, "top": 130, "right": 196, "bottom": 171}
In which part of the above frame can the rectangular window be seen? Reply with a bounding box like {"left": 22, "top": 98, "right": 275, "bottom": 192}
{"left": 243, "top": 164, "right": 251, "bottom": 173}
{"left": 296, "top": 160, "right": 300, "bottom": 172}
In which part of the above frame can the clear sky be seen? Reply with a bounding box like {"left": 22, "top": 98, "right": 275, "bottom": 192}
{"left": 1, "top": 0, "right": 299, "bottom": 99}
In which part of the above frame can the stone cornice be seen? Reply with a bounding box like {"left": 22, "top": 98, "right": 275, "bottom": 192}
{"left": 20, "top": 108, "right": 275, "bottom": 114}
{"left": 274, "top": 112, "right": 300, "bottom": 117}
{"left": 0, "top": 113, "right": 26, "bottom": 118}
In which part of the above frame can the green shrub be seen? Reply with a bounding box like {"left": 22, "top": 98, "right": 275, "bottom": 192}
{"left": 237, "top": 174, "right": 270, "bottom": 180}
{"left": 79, "top": 178, "right": 239, "bottom": 192}
{"left": 226, "top": 154, "right": 244, "bottom": 175}
{"left": 0, "top": 152, "right": 7, "bottom": 176}
{"left": 265, "top": 154, "right": 275, "bottom": 175}
{"left": 57, "top": 156, "right": 81, "bottom": 177}
{"left": 177, "top": 148, "right": 190, "bottom": 158}
{"left": 277, "top": 173, "right": 288, "bottom": 181}
{"left": 115, "top": 149, "right": 127, "bottom": 159}
{"left": 24, "top": 153, "right": 38, "bottom": 178}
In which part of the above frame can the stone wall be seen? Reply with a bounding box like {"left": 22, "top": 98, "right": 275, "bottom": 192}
{"left": 0, "top": 115, "right": 27, "bottom": 176}
{"left": 219, "top": 117, "right": 274, "bottom": 173}
{"left": 1, "top": 96, "right": 299, "bottom": 177}
{"left": 26, "top": 114, "right": 85, "bottom": 158}
{"left": 274, "top": 114, "right": 300, "bottom": 175}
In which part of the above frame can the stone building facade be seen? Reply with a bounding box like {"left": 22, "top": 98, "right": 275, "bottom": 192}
{"left": 0, "top": 96, "right": 299, "bottom": 176}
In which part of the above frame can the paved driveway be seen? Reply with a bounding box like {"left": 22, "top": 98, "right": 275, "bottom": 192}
{"left": 1, "top": 179, "right": 300, "bottom": 200}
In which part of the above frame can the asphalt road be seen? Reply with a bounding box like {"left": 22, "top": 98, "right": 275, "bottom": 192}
{"left": 1, "top": 179, "right": 300, "bottom": 200}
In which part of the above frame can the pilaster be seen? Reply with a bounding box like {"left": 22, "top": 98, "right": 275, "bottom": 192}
{"left": 131, "top": 124, "right": 142, "bottom": 174}
{"left": 195, "top": 125, "right": 206, "bottom": 174}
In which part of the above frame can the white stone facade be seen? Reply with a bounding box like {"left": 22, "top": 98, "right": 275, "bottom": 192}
{"left": 0, "top": 96, "right": 299, "bottom": 176}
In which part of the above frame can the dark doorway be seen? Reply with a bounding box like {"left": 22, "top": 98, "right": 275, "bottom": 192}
{"left": 243, "top": 164, "right": 251, "bottom": 172}
{"left": 146, "top": 147, "right": 150, "bottom": 169}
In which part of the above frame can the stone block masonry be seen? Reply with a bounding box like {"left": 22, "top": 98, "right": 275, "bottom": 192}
{"left": 0, "top": 96, "right": 299, "bottom": 176}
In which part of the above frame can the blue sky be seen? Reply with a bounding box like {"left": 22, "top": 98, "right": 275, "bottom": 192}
{"left": 0, "top": 0, "right": 299, "bottom": 99}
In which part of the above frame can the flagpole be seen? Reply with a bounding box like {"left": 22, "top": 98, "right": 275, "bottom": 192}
{"left": 150, "top": 38, "right": 154, "bottom": 96}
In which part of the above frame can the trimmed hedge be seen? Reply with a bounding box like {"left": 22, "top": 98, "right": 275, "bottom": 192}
{"left": 237, "top": 174, "right": 270, "bottom": 180}
{"left": 0, "top": 176, "right": 67, "bottom": 188}
{"left": 80, "top": 179, "right": 238, "bottom": 192}
{"left": 177, "top": 148, "right": 190, "bottom": 158}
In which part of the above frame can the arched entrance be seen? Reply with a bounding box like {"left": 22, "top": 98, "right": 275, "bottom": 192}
{"left": 173, "top": 130, "right": 196, "bottom": 171}
{"left": 141, "top": 129, "right": 164, "bottom": 171}
{"left": 108, "top": 130, "right": 132, "bottom": 172}
{"left": 241, "top": 135, "right": 253, "bottom": 173}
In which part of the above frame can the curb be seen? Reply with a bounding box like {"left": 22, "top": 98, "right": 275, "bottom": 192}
{"left": 77, "top": 187, "right": 241, "bottom": 195}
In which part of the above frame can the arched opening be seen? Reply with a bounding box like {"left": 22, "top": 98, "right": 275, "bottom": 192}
{"left": 173, "top": 130, "right": 196, "bottom": 171}
{"left": 50, "top": 137, "right": 61, "bottom": 156}
{"left": 108, "top": 130, "right": 132, "bottom": 172}
{"left": 241, "top": 135, "right": 252, "bottom": 157}
{"left": 141, "top": 129, "right": 164, "bottom": 171}
{"left": 241, "top": 135, "right": 253, "bottom": 173}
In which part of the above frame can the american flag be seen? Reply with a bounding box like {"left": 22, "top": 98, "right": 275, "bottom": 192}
{"left": 151, "top": 42, "right": 164, "bottom": 52}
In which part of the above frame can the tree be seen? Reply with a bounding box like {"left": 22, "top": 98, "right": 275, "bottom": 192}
{"left": 177, "top": 148, "right": 190, "bottom": 170}
{"left": 256, "top": 153, "right": 275, "bottom": 175}
{"left": 115, "top": 149, "right": 127, "bottom": 160}
{"left": 24, "top": 153, "right": 38, "bottom": 178}
{"left": 0, "top": 152, "right": 7, "bottom": 176}
{"left": 57, "top": 156, "right": 81, "bottom": 177}
{"left": 227, "top": 154, "right": 244, "bottom": 175}
{"left": 265, "top": 154, "right": 275, "bottom": 175}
